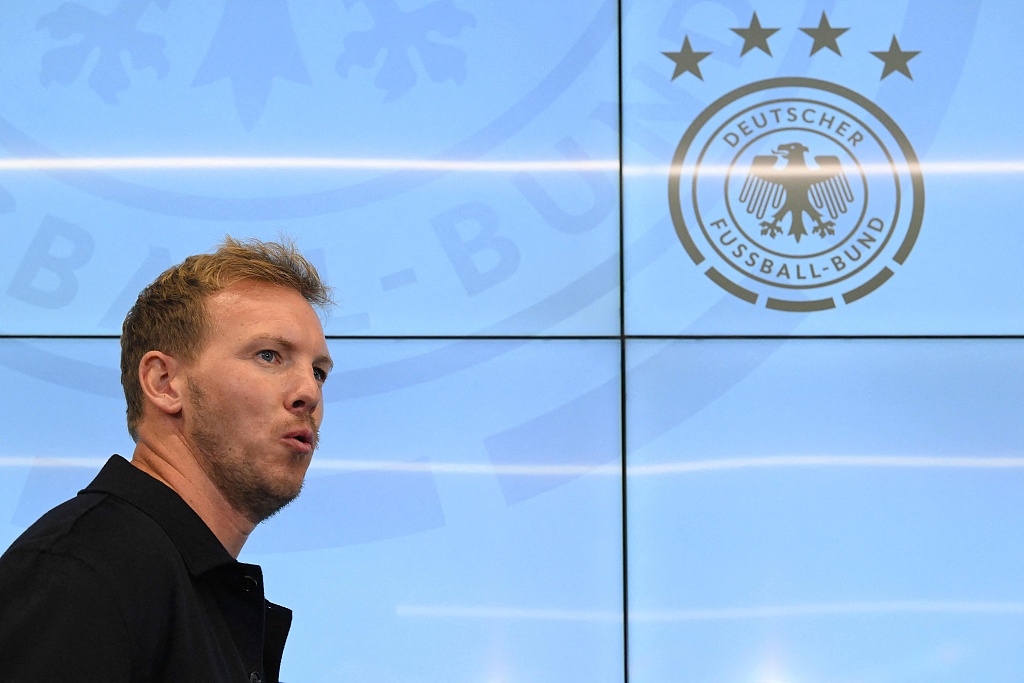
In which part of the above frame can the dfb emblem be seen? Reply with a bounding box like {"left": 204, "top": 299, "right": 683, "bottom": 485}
{"left": 669, "top": 78, "right": 924, "bottom": 311}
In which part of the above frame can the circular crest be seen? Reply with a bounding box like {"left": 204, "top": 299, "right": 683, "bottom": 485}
{"left": 669, "top": 77, "right": 924, "bottom": 311}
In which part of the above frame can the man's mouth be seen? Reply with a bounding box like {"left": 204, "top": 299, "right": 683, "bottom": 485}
{"left": 283, "top": 428, "right": 317, "bottom": 454}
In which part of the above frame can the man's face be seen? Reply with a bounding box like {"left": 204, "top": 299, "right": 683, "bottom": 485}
{"left": 181, "top": 279, "right": 332, "bottom": 524}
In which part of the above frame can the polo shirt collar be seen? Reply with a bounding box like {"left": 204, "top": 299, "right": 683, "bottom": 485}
{"left": 82, "top": 455, "right": 235, "bottom": 576}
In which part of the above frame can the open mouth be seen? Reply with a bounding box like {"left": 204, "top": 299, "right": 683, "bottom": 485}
{"left": 283, "top": 429, "right": 316, "bottom": 452}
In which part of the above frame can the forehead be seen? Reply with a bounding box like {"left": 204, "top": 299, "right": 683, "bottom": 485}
{"left": 204, "top": 279, "right": 327, "bottom": 345}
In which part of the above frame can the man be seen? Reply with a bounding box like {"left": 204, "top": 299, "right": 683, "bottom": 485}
{"left": 0, "top": 237, "right": 333, "bottom": 682}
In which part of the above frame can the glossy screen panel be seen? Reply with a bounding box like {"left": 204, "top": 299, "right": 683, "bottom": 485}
{"left": 626, "top": 338, "right": 1024, "bottom": 681}
{"left": 623, "top": 0, "right": 1024, "bottom": 333}
{"left": 0, "top": 338, "right": 624, "bottom": 682}
{"left": 0, "top": 0, "right": 619, "bottom": 337}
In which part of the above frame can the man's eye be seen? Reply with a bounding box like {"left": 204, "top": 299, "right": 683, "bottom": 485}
{"left": 313, "top": 367, "right": 328, "bottom": 383}
{"left": 259, "top": 350, "right": 277, "bottom": 363}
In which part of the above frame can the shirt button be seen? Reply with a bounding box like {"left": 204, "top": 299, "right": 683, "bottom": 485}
{"left": 242, "top": 575, "right": 259, "bottom": 593}
{"left": 249, "top": 672, "right": 261, "bottom": 683}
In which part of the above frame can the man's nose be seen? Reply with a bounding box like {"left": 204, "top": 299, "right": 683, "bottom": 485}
{"left": 288, "top": 368, "right": 321, "bottom": 414}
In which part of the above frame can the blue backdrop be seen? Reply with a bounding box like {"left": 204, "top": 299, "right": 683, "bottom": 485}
{"left": 1, "top": 1, "right": 1022, "bottom": 681}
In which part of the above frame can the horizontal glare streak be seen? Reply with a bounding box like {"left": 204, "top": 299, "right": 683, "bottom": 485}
{"left": 0, "top": 157, "right": 1021, "bottom": 175}
{"left": 0, "top": 156, "right": 617, "bottom": 173}
{"left": 308, "top": 459, "right": 612, "bottom": 475}
{"left": 397, "top": 605, "right": 623, "bottom": 621}
{"left": 627, "top": 455, "right": 1024, "bottom": 475}
{"left": 3, "top": 455, "right": 1023, "bottom": 474}
{"left": 397, "top": 600, "right": 1024, "bottom": 622}
{"left": 648, "top": 160, "right": 1024, "bottom": 177}
{"left": 0, "top": 457, "right": 108, "bottom": 468}
{"left": 631, "top": 601, "right": 1024, "bottom": 621}
{"left": 312, "top": 455, "right": 1024, "bottom": 475}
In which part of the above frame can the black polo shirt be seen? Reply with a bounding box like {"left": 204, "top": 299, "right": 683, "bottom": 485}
{"left": 0, "top": 455, "right": 292, "bottom": 683}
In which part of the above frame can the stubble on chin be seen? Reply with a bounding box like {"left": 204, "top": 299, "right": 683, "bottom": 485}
{"left": 187, "top": 380, "right": 305, "bottom": 525}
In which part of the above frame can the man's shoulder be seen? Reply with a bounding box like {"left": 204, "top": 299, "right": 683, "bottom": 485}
{"left": 1, "top": 489, "right": 182, "bottom": 583}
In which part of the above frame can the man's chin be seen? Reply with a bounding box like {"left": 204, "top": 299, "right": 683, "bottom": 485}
{"left": 245, "top": 490, "right": 301, "bottom": 525}
{"left": 227, "top": 478, "right": 304, "bottom": 526}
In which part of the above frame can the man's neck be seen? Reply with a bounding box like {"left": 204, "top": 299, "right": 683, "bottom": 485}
{"left": 129, "top": 439, "right": 254, "bottom": 558}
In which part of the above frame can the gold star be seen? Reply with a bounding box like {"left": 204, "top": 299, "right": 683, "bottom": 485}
{"left": 871, "top": 36, "right": 920, "bottom": 80}
{"left": 731, "top": 12, "right": 779, "bottom": 56}
{"left": 663, "top": 36, "right": 712, "bottom": 81}
{"left": 799, "top": 12, "right": 849, "bottom": 56}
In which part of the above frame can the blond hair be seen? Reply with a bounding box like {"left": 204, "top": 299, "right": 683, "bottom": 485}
{"left": 120, "top": 236, "right": 332, "bottom": 440}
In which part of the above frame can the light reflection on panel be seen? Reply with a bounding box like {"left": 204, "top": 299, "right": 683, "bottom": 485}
{"left": 622, "top": 0, "right": 1024, "bottom": 334}
{"left": 626, "top": 338, "right": 1024, "bottom": 681}
{"left": 0, "top": 1, "right": 619, "bottom": 337}
{"left": 0, "top": 337, "right": 624, "bottom": 683}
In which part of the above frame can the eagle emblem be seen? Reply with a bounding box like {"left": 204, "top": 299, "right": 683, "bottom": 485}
{"left": 738, "top": 142, "right": 854, "bottom": 242}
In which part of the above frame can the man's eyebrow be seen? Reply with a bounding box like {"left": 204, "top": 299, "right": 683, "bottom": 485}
{"left": 251, "top": 335, "right": 295, "bottom": 350}
{"left": 316, "top": 354, "right": 335, "bottom": 373}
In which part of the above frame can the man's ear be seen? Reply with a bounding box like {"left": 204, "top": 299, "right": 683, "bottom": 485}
{"left": 138, "top": 351, "right": 185, "bottom": 417}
